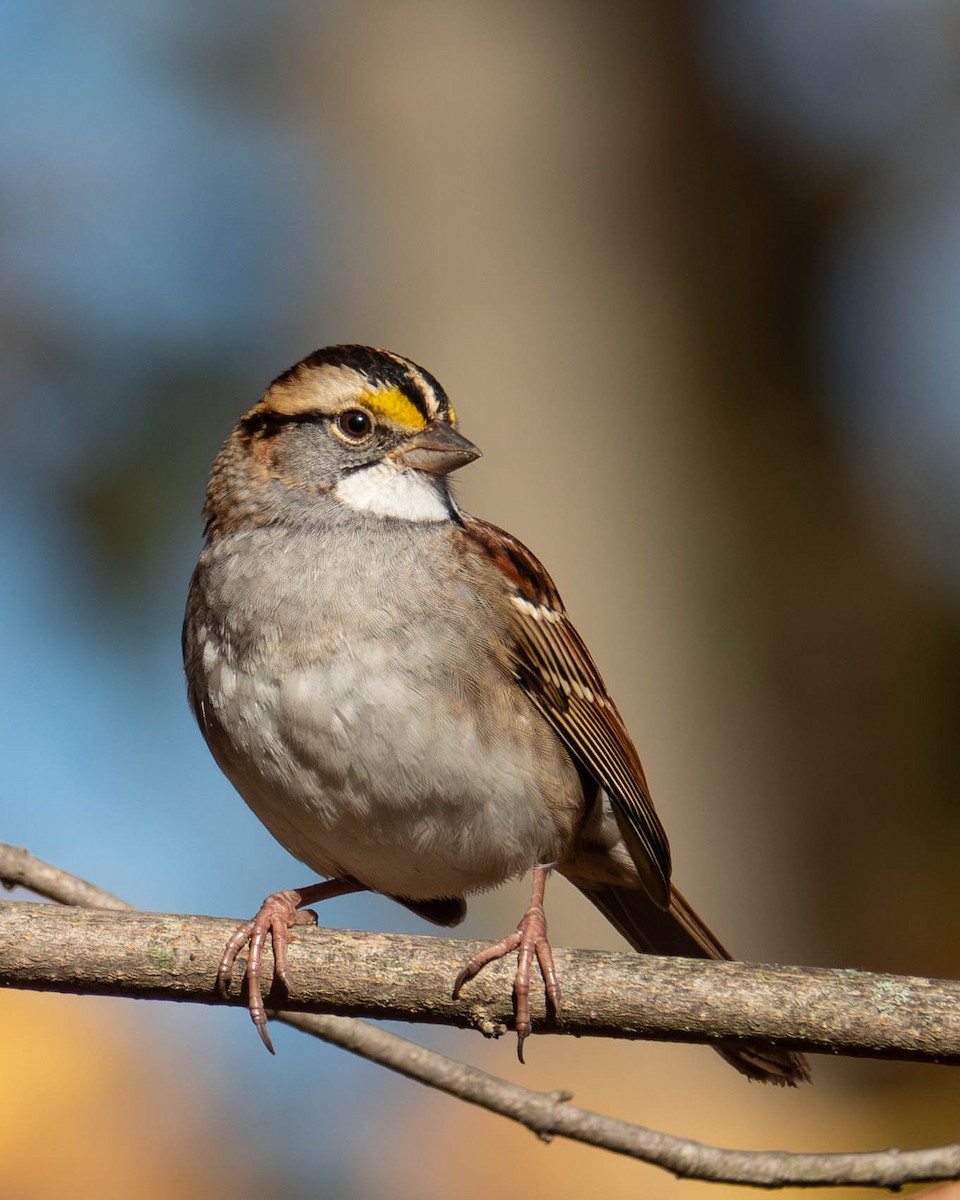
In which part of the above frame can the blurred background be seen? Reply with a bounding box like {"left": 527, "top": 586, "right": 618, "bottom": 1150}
{"left": 3, "top": 2, "right": 960, "bottom": 1197}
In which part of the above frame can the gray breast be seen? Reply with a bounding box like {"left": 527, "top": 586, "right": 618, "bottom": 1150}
{"left": 184, "top": 519, "right": 584, "bottom": 898}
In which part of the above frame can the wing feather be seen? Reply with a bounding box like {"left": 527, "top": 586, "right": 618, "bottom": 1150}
{"left": 462, "top": 516, "right": 672, "bottom": 907}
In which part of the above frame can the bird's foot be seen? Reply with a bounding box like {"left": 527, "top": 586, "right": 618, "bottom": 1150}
{"left": 218, "top": 878, "right": 363, "bottom": 1053}
{"left": 452, "top": 867, "right": 559, "bottom": 1062}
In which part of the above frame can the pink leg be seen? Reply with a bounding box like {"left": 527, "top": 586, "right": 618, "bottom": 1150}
{"left": 452, "top": 867, "right": 559, "bottom": 1062}
{"left": 219, "top": 877, "right": 365, "bottom": 1053}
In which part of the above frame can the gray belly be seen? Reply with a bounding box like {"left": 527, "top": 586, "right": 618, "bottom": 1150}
{"left": 194, "top": 628, "right": 581, "bottom": 900}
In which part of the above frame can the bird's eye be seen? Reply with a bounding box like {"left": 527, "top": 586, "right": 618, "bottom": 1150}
{"left": 335, "top": 409, "right": 374, "bottom": 442}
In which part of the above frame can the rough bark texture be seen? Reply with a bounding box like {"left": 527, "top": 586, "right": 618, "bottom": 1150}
{"left": 5, "top": 845, "right": 960, "bottom": 1189}
{"left": 3, "top": 899, "right": 960, "bottom": 1063}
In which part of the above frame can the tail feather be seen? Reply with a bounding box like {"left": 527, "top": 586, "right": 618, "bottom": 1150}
{"left": 571, "top": 879, "right": 810, "bottom": 1086}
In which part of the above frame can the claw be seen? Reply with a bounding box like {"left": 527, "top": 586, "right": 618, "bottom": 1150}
{"left": 452, "top": 929, "right": 522, "bottom": 1000}
{"left": 218, "top": 918, "right": 256, "bottom": 998}
{"left": 256, "top": 1019, "right": 276, "bottom": 1055}
{"left": 452, "top": 867, "right": 559, "bottom": 1059}
{"left": 218, "top": 878, "right": 362, "bottom": 1051}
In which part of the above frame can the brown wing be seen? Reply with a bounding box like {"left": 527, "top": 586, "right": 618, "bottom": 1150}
{"left": 462, "top": 516, "right": 672, "bottom": 907}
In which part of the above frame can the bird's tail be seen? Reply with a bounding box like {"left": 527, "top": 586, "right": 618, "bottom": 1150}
{"left": 571, "top": 879, "right": 810, "bottom": 1086}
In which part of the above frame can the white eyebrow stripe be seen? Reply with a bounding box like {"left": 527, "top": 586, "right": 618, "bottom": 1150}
{"left": 398, "top": 359, "right": 441, "bottom": 418}
{"left": 264, "top": 363, "right": 369, "bottom": 417}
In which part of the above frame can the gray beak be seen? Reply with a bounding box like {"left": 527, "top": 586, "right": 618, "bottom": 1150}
{"left": 396, "top": 420, "right": 482, "bottom": 476}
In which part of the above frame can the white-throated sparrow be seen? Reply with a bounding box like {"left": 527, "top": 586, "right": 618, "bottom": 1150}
{"left": 183, "top": 344, "right": 809, "bottom": 1084}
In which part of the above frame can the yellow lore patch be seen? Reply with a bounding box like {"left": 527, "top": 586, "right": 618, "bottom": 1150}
{"left": 360, "top": 387, "right": 427, "bottom": 431}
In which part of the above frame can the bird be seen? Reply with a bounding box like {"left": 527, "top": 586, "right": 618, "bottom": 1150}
{"left": 182, "top": 344, "right": 809, "bottom": 1084}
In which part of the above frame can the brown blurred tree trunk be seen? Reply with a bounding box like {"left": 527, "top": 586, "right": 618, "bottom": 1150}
{"left": 312, "top": 1, "right": 958, "bottom": 980}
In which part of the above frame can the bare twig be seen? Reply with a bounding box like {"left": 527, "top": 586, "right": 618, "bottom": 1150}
{"left": 281, "top": 1012, "right": 960, "bottom": 1189}
{"left": 2, "top": 841, "right": 959, "bottom": 1189}
{"left": 0, "top": 843, "right": 128, "bottom": 910}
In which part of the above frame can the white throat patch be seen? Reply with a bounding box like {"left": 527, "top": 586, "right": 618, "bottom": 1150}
{"left": 334, "top": 461, "right": 449, "bottom": 522}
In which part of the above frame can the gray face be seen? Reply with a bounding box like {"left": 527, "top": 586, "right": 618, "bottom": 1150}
{"left": 204, "top": 349, "right": 472, "bottom": 537}
{"left": 252, "top": 408, "right": 417, "bottom": 492}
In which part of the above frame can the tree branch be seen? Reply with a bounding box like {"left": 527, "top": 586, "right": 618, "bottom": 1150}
{"left": 0, "top": 843, "right": 129, "bottom": 910}
{"left": 3, "top": 898, "right": 960, "bottom": 1063}
{"left": 2, "top": 842, "right": 959, "bottom": 1189}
